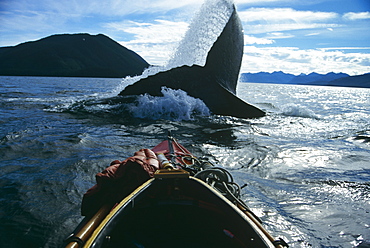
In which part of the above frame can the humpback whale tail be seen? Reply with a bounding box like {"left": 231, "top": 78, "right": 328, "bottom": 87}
{"left": 119, "top": 0, "right": 265, "bottom": 119}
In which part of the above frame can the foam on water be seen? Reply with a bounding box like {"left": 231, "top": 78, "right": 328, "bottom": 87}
{"left": 41, "top": 85, "right": 211, "bottom": 121}
{"left": 128, "top": 87, "right": 210, "bottom": 121}
{"left": 280, "top": 103, "right": 319, "bottom": 119}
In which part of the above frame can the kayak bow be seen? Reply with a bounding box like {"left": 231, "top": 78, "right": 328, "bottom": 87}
{"left": 65, "top": 133, "right": 288, "bottom": 248}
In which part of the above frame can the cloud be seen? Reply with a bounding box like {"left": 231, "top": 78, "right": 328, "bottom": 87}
{"left": 106, "top": 20, "right": 188, "bottom": 44}
{"left": 245, "top": 23, "right": 340, "bottom": 34}
{"left": 239, "top": 7, "right": 340, "bottom": 34}
{"left": 320, "top": 47, "right": 370, "bottom": 51}
{"left": 305, "top": 32, "right": 320, "bottom": 36}
{"left": 0, "top": 10, "right": 50, "bottom": 31}
{"left": 343, "top": 11, "right": 370, "bottom": 20}
{"left": 265, "top": 32, "right": 294, "bottom": 39}
{"left": 241, "top": 46, "right": 370, "bottom": 75}
{"left": 107, "top": 19, "right": 188, "bottom": 65}
{"left": 0, "top": 0, "right": 199, "bottom": 47}
{"left": 244, "top": 35, "right": 275, "bottom": 44}
{"left": 235, "top": 0, "right": 297, "bottom": 4}
{"left": 239, "top": 7, "right": 338, "bottom": 22}
{"left": 120, "top": 42, "right": 175, "bottom": 66}
{"left": 6, "top": 0, "right": 200, "bottom": 17}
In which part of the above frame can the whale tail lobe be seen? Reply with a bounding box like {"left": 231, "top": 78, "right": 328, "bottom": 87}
{"left": 119, "top": 2, "right": 265, "bottom": 119}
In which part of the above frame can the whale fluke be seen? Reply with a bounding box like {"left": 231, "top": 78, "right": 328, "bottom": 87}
{"left": 119, "top": 5, "right": 265, "bottom": 119}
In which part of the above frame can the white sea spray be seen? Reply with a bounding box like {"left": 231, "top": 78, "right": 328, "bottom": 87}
{"left": 128, "top": 87, "right": 210, "bottom": 120}
{"left": 120, "top": 0, "right": 235, "bottom": 91}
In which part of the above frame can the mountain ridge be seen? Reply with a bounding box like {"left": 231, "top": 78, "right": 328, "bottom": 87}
{"left": 1, "top": 33, "right": 369, "bottom": 88}
{"left": 240, "top": 71, "right": 370, "bottom": 88}
{"left": 0, "top": 33, "right": 149, "bottom": 78}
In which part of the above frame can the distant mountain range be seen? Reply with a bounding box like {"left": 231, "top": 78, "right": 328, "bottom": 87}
{"left": 240, "top": 71, "right": 370, "bottom": 88}
{"left": 0, "top": 33, "right": 149, "bottom": 78}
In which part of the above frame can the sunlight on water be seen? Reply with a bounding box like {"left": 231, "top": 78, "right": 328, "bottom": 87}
{"left": 235, "top": 82, "right": 370, "bottom": 247}
{"left": 1, "top": 77, "right": 370, "bottom": 247}
{"left": 280, "top": 103, "right": 319, "bottom": 119}
{"left": 275, "top": 147, "right": 333, "bottom": 169}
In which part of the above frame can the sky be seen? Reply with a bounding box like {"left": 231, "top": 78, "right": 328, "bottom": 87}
{"left": 1, "top": 0, "right": 370, "bottom": 75}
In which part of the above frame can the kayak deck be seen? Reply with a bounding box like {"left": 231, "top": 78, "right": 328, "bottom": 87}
{"left": 65, "top": 134, "right": 287, "bottom": 248}
{"left": 85, "top": 176, "right": 274, "bottom": 248}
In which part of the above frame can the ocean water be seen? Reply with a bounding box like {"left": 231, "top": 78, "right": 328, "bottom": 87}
{"left": 0, "top": 76, "right": 369, "bottom": 248}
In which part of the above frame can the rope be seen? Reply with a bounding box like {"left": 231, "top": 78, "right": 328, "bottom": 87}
{"left": 195, "top": 167, "right": 240, "bottom": 202}
{"left": 165, "top": 134, "right": 288, "bottom": 246}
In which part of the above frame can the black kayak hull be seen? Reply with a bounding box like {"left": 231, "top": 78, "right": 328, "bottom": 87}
{"left": 82, "top": 174, "right": 275, "bottom": 248}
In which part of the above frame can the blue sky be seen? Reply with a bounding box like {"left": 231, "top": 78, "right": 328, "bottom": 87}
{"left": 1, "top": 0, "right": 369, "bottom": 75}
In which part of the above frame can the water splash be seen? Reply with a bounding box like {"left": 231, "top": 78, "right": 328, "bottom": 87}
{"left": 128, "top": 87, "right": 210, "bottom": 121}
{"left": 166, "top": 0, "right": 234, "bottom": 68}
{"left": 281, "top": 103, "right": 319, "bottom": 119}
{"left": 120, "top": 0, "right": 235, "bottom": 89}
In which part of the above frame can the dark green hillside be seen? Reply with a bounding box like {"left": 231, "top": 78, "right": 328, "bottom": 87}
{"left": 0, "top": 33, "right": 149, "bottom": 78}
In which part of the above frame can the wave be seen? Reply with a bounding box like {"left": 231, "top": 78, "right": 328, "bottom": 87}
{"left": 128, "top": 87, "right": 210, "bottom": 121}
{"left": 45, "top": 87, "right": 210, "bottom": 122}
{"left": 280, "top": 103, "right": 319, "bottom": 119}
{"left": 352, "top": 130, "right": 370, "bottom": 143}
